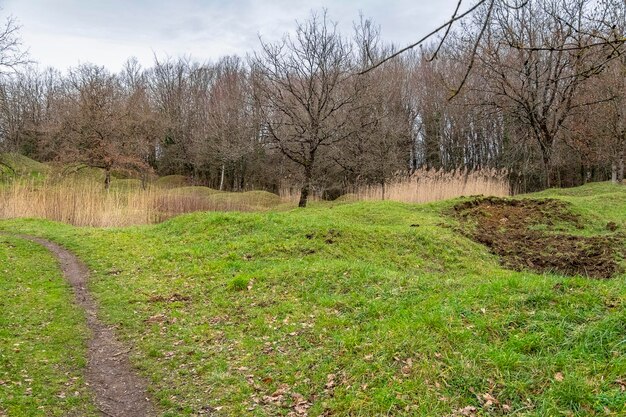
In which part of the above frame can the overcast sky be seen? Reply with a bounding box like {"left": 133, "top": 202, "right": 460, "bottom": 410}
{"left": 3, "top": 0, "right": 459, "bottom": 72}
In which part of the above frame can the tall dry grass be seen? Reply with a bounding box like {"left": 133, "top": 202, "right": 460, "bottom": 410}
{"left": 350, "top": 168, "right": 510, "bottom": 203}
{"left": 1, "top": 180, "right": 150, "bottom": 227}
{"left": 0, "top": 179, "right": 281, "bottom": 227}
{"left": 1, "top": 168, "right": 509, "bottom": 227}
{"left": 281, "top": 168, "right": 510, "bottom": 204}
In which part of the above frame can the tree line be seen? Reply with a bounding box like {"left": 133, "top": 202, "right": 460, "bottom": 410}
{"left": 0, "top": 0, "right": 624, "bottom": 206}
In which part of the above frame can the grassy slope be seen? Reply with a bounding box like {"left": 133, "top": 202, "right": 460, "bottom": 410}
{"left": 0, "top": 182, "right": 625, "bottom": 416}
{"left": 0, "top": 236, "right": 97, "bottom": 416}
{"left": 0, "top": 153, "right": 50, "bottom": 181}
{"left": 532, "top": 183, "right": 626, "bottom": 234}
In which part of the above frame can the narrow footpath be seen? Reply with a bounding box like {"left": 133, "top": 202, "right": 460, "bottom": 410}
{"left": 20, "top": 235, "right": 156, "bottom": 417}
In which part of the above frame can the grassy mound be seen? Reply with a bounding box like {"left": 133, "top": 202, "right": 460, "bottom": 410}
{"left": 154, "top": 189, "right": 281, "bottom": 221}
{"left": 0, "top": 182, "right": 625, "bottom": 416}
{"left": 334, "top": 193, "right": 360, "bottom": 202}
{"left": 48, "top": 163, "right": 106, "bottom": 182}
{"left": 166, "top": 186, "right": 223, "bottom": 196}
{"left": 206, "top": 190, "right": 281, "bottom": 208}
{"left": 157, "top": 186, "right": 280, "bottom": 210}
{"left": 155, "top": 175, "right": 189, "bottom": 188}
{"left": 0, "top": 153, "right": 50, "bottom": 181}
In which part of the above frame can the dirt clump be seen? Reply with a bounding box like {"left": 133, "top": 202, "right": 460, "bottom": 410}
{"left": 453, "top": 197, "right": 623, "bottom": 279}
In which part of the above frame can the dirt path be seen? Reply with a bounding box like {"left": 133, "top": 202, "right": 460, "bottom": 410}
{"left": 20, "top": 235, "right": 157, "bottom": 417}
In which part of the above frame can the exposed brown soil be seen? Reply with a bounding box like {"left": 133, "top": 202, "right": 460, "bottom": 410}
{"left": 20, "top": 236, "right": 157, "bottom": 417}
{"left": 453, "top": 197, "right": 624, "bottom": 279}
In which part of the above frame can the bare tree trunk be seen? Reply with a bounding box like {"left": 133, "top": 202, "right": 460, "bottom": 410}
{"left": 141, "top": 171, "right": 148, "bottom": 190}
{"left": 299, "top": 164, "right": 313, "bottom": 208}
{"left": 104, "top": 168, "right": 111, "bottom": 191}
{"left": 542, "top": 153, "right": 552, "bottom": 188}
{"left": 618, "top": 57, "right": 625, "bottom": 184}
{"left": 612, "top": 161, "right": 618, "bottom": 183}
{"left": 381, "top": 180, "right": 386, "bottom": 200}
{"left": 219, "top": 164, "right": 225, "bottom": 191}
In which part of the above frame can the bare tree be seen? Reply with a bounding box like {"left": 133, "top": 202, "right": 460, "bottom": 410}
{"left": 251, "top": 11, "right": 365, "bottom": 207}
{"left": 473, "top": 0, "right": 624, "bottom": 187}
{"left": 194, "top": 56, "right": 256, "bottom": 190}
{"left": 148, "top": 57, "right": 197, "bottom": 175}
{"left": 120, "top": 57, "right": 160, "bottom": 186}
{"left": 0, "top": 12, "right": 30, "bottom": 152}
{"left": 332, "top": 18, "right": 415, "bottom": 198}
{"left": 569, "top": 57, "right": 625, "bottom": 183}
{"left": 52, "top": 64, "right": 149, "bottom": 189}
{"left": 0, "top": 14, "right": 28, "bottom": 73}
{"left": 365, "top": 0, "right": 624, "bottom": 72}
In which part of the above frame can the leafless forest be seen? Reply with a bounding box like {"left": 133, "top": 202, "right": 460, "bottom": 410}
{"left": 0, "top": 0, "right": 624, "bottom": 207}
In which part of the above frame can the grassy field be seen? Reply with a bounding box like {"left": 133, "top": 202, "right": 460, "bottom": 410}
{"left": 0, "top": 236, "right": 97, "bottom": 416}
{"left": 0, "top": 182, "right": 625, "bottom": 416}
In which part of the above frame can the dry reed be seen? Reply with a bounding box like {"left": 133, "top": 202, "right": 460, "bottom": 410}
{"left": 0, "top": 168, "right": 509, "bottom": 227}
{"left": 350, "top": 168, "right": 510, "bottom": 203}
{"left": 281, "top": 168, "right": 510, "bottom": 204}
{"left": 0, "top": 179, "right": 280, "bottom": 227}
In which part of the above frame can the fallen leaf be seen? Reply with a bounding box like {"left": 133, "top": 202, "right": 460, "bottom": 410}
{"left": 457, "top": 405, "right": 477, "bottom": 416}
{"left": 145, "top": 313, "right": 167, "bottom": 324}
{"left": 325, "top": 374, "right": 336, "bottom": 389}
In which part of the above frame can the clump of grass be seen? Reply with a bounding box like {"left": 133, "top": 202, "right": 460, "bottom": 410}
{"left": 0, "top": 179, "right": 154, "bottom": 226}
{"left": 229, "top": 275, "right": 251, "bottom": 291}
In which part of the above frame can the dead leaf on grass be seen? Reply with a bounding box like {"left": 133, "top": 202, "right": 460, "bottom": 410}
{"left": 144, "top": 313, "right": 167, "bottom": 324}
{"left": 325, "top": 374, "right": 336, "bottom": 390}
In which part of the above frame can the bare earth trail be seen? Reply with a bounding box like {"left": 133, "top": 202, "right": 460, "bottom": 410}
{"left": 19, "top": 235, "right": 157, "bottom": 417}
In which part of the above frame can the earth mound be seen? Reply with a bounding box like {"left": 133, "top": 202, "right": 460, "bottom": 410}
{"left": 454, "top": 197, "right": 623, "bottom": 279}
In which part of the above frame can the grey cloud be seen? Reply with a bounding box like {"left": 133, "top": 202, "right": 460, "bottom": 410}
{"left": 4, "top": 0, "right": 459, "bottom": 70}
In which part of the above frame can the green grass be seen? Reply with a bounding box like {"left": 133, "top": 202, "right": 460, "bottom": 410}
{"left": 0, "top": 182, "right": 625, "bottom": 416}
{"left": 0, "top": 153, "right": 50, "bottom": 182}
{"left": 168, "top": 186, "right": 223, "bottom": 196}
{"left": 0, "top": 236, "right": 97, "bottom": 416}
{"left": 206, "top": 190, "right": 282, "bottom": 208}
{"left": 155, "top": 175, "right": 189, "bottom": 188}
{"left": 531, "top": 182, "right": 626, "bottom": 235}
